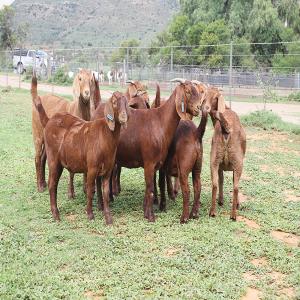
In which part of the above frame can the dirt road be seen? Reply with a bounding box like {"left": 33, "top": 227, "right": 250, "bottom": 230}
{"left": 1, "top": 74, "right": 300, "bottom": 124}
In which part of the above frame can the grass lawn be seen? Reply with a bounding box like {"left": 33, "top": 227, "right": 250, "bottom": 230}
{"left": 0, "top": 88, "right": 300, "bottom": 299}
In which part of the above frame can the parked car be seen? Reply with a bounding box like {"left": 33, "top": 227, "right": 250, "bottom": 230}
{"left": 12, "top": 48, "right": 51, "bottom": 76}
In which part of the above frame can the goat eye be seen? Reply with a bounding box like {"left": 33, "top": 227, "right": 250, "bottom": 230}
{"left": 79, "top": 77, "right": 81, "bottom": 81}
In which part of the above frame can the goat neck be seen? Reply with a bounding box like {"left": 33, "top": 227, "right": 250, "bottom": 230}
{"left": 157, "top": 88, "right": 181, "bottom": 144}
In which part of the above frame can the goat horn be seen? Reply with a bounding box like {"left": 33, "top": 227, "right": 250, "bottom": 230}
{"left": 191, "top": 80, "right": 202, "bottom": 85}
{"left": 126, "top": 80, "right": 135, "bottom": 84}
{"left": 170, "top": 78, "right": 186, "bottom": 84}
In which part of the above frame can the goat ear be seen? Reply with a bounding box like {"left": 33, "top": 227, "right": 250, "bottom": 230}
{"left": 104, "top": 97, "right": 115, "bottom": 131}
{"left": 73, "top": 74, "right": 80, "bottom": 101}
{"left": 218, "top": 94, "right": 226, "bottom": 113}
{"left": 175, "top": 85, "right": 188, "bottom": 120}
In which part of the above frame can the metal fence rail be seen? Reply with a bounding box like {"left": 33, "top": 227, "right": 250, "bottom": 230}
{"left": 1, "top": 42, "right": 300, "bottom": 95}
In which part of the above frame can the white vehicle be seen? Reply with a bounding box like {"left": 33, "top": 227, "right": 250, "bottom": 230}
{"left": 13, "top": 49, "right": 50, "bottom": 75}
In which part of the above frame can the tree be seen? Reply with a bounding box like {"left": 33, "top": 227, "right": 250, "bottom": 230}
{"left": 247, "top": 0, "right": 286, "bottom": 65}
{"left": 111, "top": 39, "right": 141, "bottom": 65}
{"left": 0, "top": 6, "right": 28, "bottom": 50}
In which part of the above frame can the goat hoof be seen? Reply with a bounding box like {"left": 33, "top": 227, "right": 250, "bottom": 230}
{"left": 52, "top": 212, "right": 60, "bottom": 221}
{"left": 148, "top": 214, "right": 156, "bottom": 222}
{"left": 190, "top": 212, "right": 199, "bottom": 219}
{"left": 168, "top": 193, "right": 176, "bottom": 201}
{"left": 218, "top": 200, "right": 224, "bottom": 206}
{"left": 38, "top": 184, "right": 46, "bottom": 193}
{"left": 159, "top": 204, "right": 166, "bottom": 212}
{"left": 230, "top": 215, "right": 237, "bottom": 221}
{"left": 105, "top": 215, "right": 113, "bottom": 225}
{"left": 180, "top": 216, "right": 189, "bottom": 224}
{"left": 87, "top": 213, "right": 95, "bottom": 220}
{"left": 209, "top": 210, "right": 216, "bottom": 218}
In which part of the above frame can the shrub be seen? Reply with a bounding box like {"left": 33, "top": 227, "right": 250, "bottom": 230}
{"left": 48, "top": 67, "right": 73, "bottom": 85}
{"left": 287, "top": 92, "right": 300, "bottom": 102}
{"left": 241, "top": 110, "right": 300, "bottom": 135}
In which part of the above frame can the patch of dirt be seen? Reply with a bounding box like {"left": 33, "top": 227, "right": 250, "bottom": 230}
{"left": 84, "top": 290, "right": 104, "bottom": 300}
{"left": 237, "top": 216, "right": 261, "bottom": 229}
{"left": 251, "top": 257, "right": 268, "bottom": 267}
{"left": 241, "top": 173, "right": 252, "bottom": 181}
{"left": 268, "top": 271, "right": 286, "bottom": 284}
{"left": 239, "top": 193, "right": 249, "bottom": 203}
{"left": 260, "top": 164, "right": 285, "bottom": 176}
{"left": 90, "top": 230, "right": 105, "bottom": 237}
{"left": 65, "top": 213, "right": 77, "bottom": 222}
{"left": 284, "top": 190, "right": 300, "bottom": 202}
{"left": 241, "top": 287, "right": 262, "bottom": 300}
{"left": 278, "top": 287, "right": 296, "bottom": 298}
{"left": 271, "top": 230, "right": 300, "bottom": 247}
{"left": 243, "top": 272, "right": 260, "bottom": 281}
{"left": 293, "top": 172, "right": 300, "bottom": 178}
{"left": 163, "top": 247, "right": 182, "bottom": 257}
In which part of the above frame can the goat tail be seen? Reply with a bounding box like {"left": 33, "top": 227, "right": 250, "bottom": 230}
{"left": 197, "top": 111, "right": 208, "bottom": 141}
{"left": 33, "top": 96, "right": 49, "bottom": 128}
{"left": 154, "top": 83, "right": 161, "bottom": 108}
{"left": 31, "top": 72, "right": 38, "bottom": 100}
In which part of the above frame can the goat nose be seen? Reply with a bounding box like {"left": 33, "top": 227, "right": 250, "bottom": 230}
{"left": 205, "top": 105, "right": 210, "bottom": 111}
{"left": 85, "top": 90, "right": 89, "bottom": 96}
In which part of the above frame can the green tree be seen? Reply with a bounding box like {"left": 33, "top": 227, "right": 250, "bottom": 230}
{"left": 111, "top": 39, "right": 141, "bottom": 64}
{"left": 247, "top": 0, "right": 286, "bottom": 65}
{"left": 0, "top": 6, "right": 27, "bottom": 50}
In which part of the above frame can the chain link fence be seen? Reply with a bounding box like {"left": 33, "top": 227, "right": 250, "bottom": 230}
{"left": 1, "top": 42, "right": 300, "bottom": 97}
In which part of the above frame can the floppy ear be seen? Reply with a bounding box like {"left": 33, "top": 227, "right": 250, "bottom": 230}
{"left": 73, "top": 74, "right": 80, "bottom": 101}
{"left": 104, "top": 97, "right": 115, "bottom": 131}
{"left": 175, "top": 85, "right": 188, "bottom": 120}
{"left": 217, "top": 94, "right": 226, "bottom": 113}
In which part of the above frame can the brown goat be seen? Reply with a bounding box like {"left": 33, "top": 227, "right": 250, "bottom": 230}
{"left": 93, "top": 79, "right": 203, "bottom": 222}
{"left": 152, "top": 80, "right": 208, "bottom": 202}
{"left": 202, "top": 87, "right": 246, "bottom": 220}
{"left": 31, "top": 69, "right": 98, "bottom": 192}
{"left": 126, "top": 80, "right": 150, "bottom": 108}
{"left": 32, "top": 91, "right": 129, "bottom": 224}
{"left": 162, "top": 113, "right": 208, "bottom": 223}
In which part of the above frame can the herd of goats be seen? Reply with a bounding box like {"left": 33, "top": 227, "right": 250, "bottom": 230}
{"left": 31, "top": 69, "right": 246, "bottom": 225}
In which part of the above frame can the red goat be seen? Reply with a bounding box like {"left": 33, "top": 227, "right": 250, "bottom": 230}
{"left": 202, "top": 87, "right": 246, "bottom": 220}
{"left": 92, "top": 79, "right": 204, "bottom": 222}
{"left": 32, "top": 91, "right": 129, "bottom": 224}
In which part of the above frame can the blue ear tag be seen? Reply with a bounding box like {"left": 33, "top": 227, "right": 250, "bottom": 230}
{"left": 181, "top": 97, "right": 185, "bottom": 113}
{"left": 107, "top": 114, "right": 114, "bottom": 121}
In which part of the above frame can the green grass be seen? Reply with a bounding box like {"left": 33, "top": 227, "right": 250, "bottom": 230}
{"left": 241, "top": 110, "right": 300, "bottom": 135}
{"left": 0, "top": 89, "right": 300, "bottom": 299}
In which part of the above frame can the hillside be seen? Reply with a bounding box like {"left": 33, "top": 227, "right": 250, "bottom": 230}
{"left": 11, "top": 0, "right": 179, "bottom": 47}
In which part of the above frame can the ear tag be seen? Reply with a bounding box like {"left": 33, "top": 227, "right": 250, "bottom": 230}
{"left": 107, "top": 114, "right": 114, "bottom": 121}
{"left": 181, "top": 97, "right": 185, "bottom": 113}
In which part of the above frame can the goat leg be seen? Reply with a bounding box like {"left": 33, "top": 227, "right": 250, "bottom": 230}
{"left": 144, "top": 165, "right": 156, "bottom": 222}
{"left": 159, "top": 169, "right": 167, "bottom": 212}
{"left": 153, "top": 172, "right": 159, "bottom": 205}
{"left": 40, "top": 146, "right": 47, "bottom": 190}
{"left": 96, "top": 176, "right": 103, "bottom": 211}
{"left": 179, "top": 173, "right": 190, "bottom": 224}
{"left": 86, "top": 169, "right": 97, "bottom": 220}
{"left": 167, "top": 175, "right": 176, "bottom": 201}
{"left": 173, "top": 177, "right": 180, "bottom": 198}
{"left": 48, "top": 162, "right": 63, "bottom": 221}
{"left": 209, "top": 166, "right": 219, "bottom": 218}
{"left": 68, "top": 172, "right": 75, "bottom": 199}
{"left": 230, "top": 169, "right": 241, "bottom": 221}
{"left": 102, "top": 175, "right": 113, "bottom": 225}
{"left": 190, "top": 169, "right": 201, "bottom": 219}
{"left": 218, "top": 168, "right": 224, "bottom": 206}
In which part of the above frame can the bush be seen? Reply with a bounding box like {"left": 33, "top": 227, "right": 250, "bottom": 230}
{"left": 241, "top": 110, "right": 300, "bottom": 135}
{"left": 287, "top": 92, "right": 300, "bottom": 102}
{"left": 48, "top": 67, "right": 73, "bottom": 85}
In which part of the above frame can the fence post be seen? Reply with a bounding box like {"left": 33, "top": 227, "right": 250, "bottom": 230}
{"left": 170, "top": 46, "right": 174, "bottom": 93}
{"left": 229, "top": 41, "right": 233, "bottom": 108}
{"left": 19, "top": 46, "right": 21, "bottom": 89}
{"left": 126, "top": 47, "right": 129, "bottom": 75}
